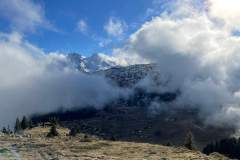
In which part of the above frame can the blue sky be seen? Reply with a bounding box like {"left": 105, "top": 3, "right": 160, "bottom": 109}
{"left": 0, "top": 0, "right": 168, "bottom": 56}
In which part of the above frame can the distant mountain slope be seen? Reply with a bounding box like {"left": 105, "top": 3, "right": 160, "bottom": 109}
{"left": 100, "top": 64, "right": 155, "bottom": 87}
{"left": 59, "top": 53, "right": 160, "bottom": 88}
{"left": 65, "top": 53, "right": 161, "bottom": 88}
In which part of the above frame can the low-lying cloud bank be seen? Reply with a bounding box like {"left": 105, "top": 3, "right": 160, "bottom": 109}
{"left": 0, "top": 32, "right": 127, "bottom": 127}
{"left": 2, "top": 0, "right": 240, "bottom": 130}
{"left": 113, "top": 0, "right": 240, "bottom": 128}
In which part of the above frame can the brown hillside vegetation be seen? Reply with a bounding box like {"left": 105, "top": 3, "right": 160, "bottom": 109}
{"left": 0, "top": 127, "right": 230, "bottom": 160}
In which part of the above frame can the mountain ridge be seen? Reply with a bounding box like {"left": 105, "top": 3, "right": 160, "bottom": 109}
{"left": 66, "top": 53, "right": 119, "bottom": 72}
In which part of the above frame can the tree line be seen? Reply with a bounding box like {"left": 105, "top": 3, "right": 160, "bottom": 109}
{"left": 2, "top": 116, "right": 33, "bottom": 134}
{"left": 203, "top": 137, "right": 240, "bottom": 159}
{"left": 14, "top": 116, "right": 33, "bottom": 133}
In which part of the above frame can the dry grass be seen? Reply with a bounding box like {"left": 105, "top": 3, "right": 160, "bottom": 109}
{"left": 0, "top": 127, "right": 230, "bottom": 160}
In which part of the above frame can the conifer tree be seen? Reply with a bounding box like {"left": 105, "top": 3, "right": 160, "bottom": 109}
{"left": 47, "top": 124, "right": 59, "bottom": 137}
{"left": 14, "top": 117, "right": 22, "bottom": 133}
{"left": 2, "top": 127, "right": 7, "bottom": 134}
{"left": 47, "top": 119, "right": 59, "bottom": 137}
{"left": 21, "top": 116, "right": 29, "bottom": 130}
{"left": 184, "top": 130, "right": 194, "bottom": 150}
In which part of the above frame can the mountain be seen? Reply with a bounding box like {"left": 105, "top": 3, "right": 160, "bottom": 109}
{"left": 66, "top": 53, "right": 118, "bottom": 72}
{"left": 64, "top": 53, "right": 159, "bottom": 88}
{"left": 65, "top": 53, "right": 162, "bottom": 89}
{"left": 31, "top": 58, "right": 237, "bottom": 158}
{"left": 100, "top": 64, "right": 155, "bottom": 87}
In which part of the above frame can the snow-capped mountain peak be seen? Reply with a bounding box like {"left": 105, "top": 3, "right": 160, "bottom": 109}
{"left": 65, "top": 53, "right": 118, "bottom": 72}
{"left": 83, "top": 53, "right": 118, "bottom": 72}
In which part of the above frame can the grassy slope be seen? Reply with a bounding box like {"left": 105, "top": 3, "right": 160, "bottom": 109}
{"left": 0, "top": 127, "right": 230, "bottom": 160}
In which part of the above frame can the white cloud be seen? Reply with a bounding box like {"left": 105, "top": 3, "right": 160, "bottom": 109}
{"left": 112, "top": 0, "right": 240, "bottom": 128}
{"left": 0, "top": 32, "right": 128, "bottom": 127}
{"left": 208, "top": 0, "right": 240, "bottom": 31}
{"left": 0, "top": 0, "right": 54, "bottom": 32}
{"left": 76, "top": 20, "right": 88, "bottom": 33}
{"left": 104, "top": 17, "right": 127, "bottom": 37}
{"left": 2, "top": 0, "right": 240, "bottom": 130}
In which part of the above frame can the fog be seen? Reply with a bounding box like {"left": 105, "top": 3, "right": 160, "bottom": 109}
{"left": 2, "top": 0, "right": 240, "bottom": 130}
{"left": 113, "top": 0, "right": 240, "bottom": 128}
{"left": 0, "top": 33, "right": 127, "bottom": 127}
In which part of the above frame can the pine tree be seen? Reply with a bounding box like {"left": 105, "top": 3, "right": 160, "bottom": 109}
{"left": 184, "top": 130, "right": 194, "bottom": 150}
{"left": 47, "top": 118, "right": 59, "bottom": 138}
{"left": 21, "top": 116, "right": 29, "bottom": 130}
{"left": 2, "top": 127, "right": 7, "bottom": 134}
{"left": 14, "top": 117, "right": 22, "bottom": 133}
{"left": 47, "top": 124, "right": 59, "bottom": 137}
